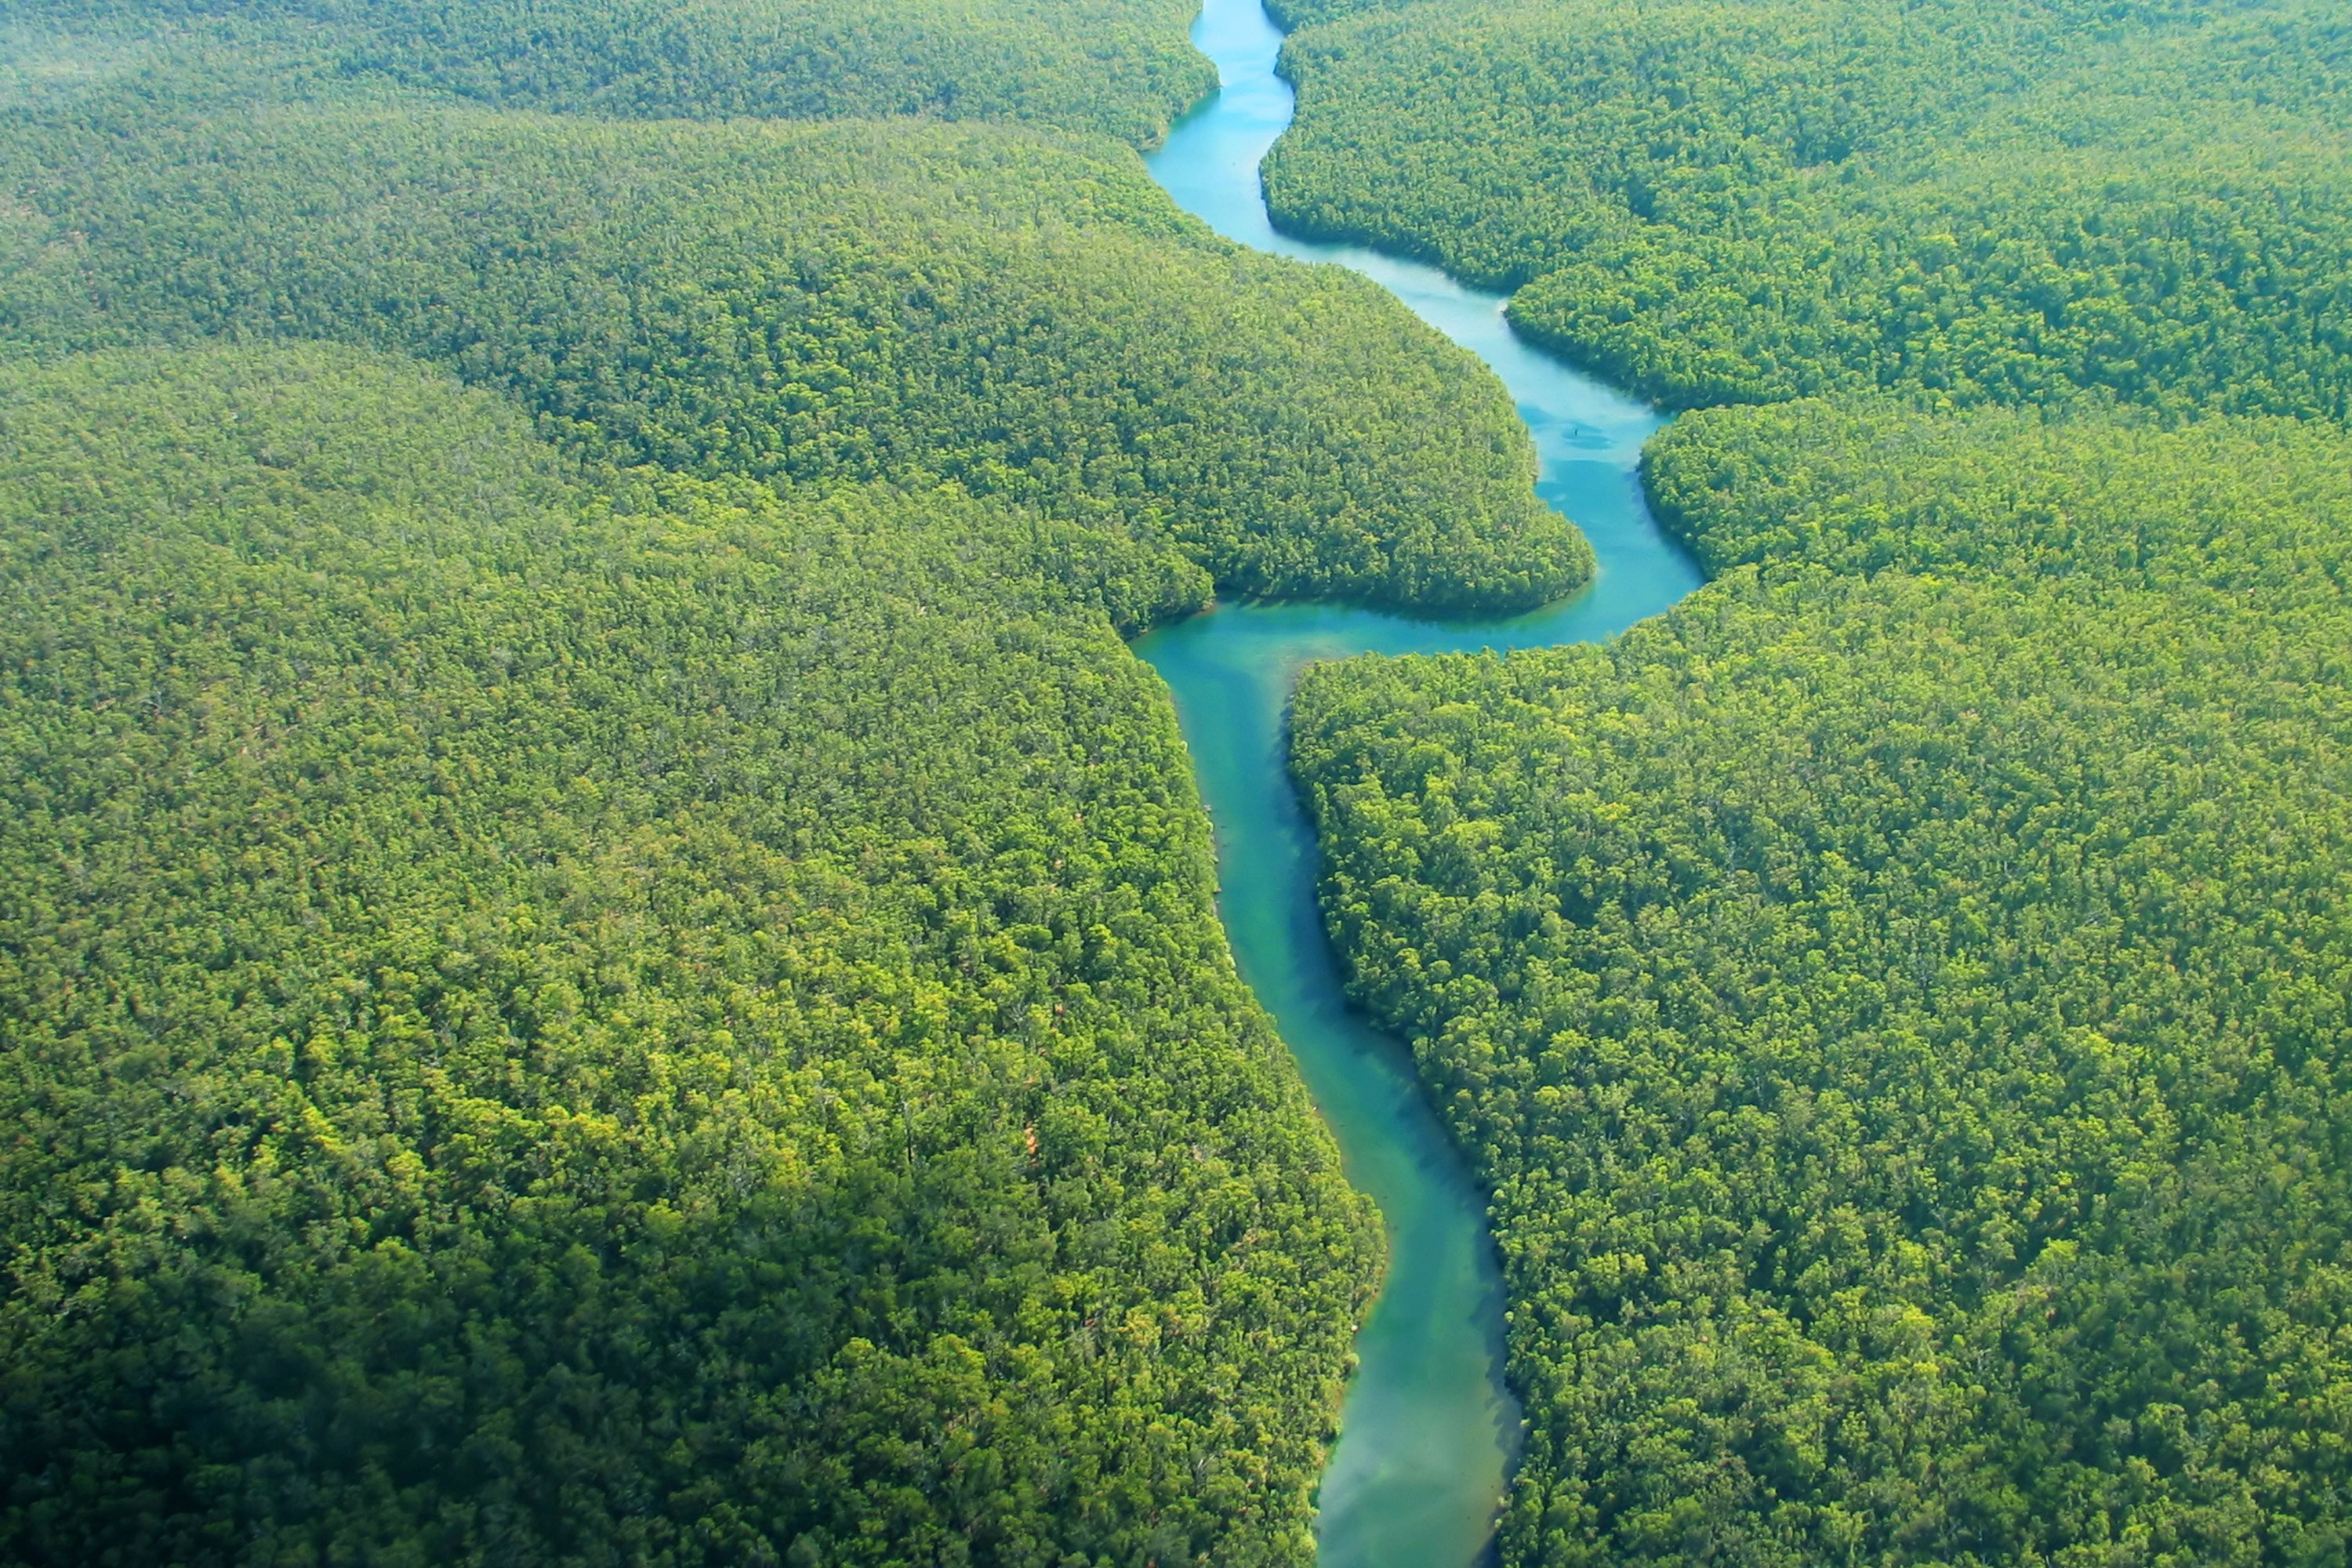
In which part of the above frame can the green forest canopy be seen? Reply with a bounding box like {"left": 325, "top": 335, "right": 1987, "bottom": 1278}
{"left": 1265, "top": 0, "right": 2352, "bottom": 416}
{"left": 1272, "top": 0, "right": 2352, "bottom": 1562}
{"left": 1295, "top": 404, "right": 2352, "bottom": 1566}
{"left": 9, "top": 0, "right": 1214, "bottom": 145}
{"left": 0, "top": 341, "right": 1377, "bottom": 1566}
{"left": 0, "top": 96, "right": 1585, "bottom": 615}
{"left": 0, "top": 0, "right": 1612, "bottom": 1560}
{"left": 13, "top": 0, "right": 2352, "bottom": 1561}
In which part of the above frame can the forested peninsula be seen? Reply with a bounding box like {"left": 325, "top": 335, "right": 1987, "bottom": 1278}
{"left": 1279, "top": 0, "right": 2352, "bottom": 1563}
{"left": 0, "top": 2, "right": 1577, "bottom": 1562}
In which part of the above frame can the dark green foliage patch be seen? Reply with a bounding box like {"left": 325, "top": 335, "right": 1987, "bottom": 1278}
{"left": 11, "top": 0, "right": 1215, "bottom": 146}
{"left": 1276, "top": 2, "right": 2352, "bottom": 1558}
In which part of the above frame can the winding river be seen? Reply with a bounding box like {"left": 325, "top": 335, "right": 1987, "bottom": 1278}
{"left": 1133, "top": 1, "right": 1705, "bottom": 1563}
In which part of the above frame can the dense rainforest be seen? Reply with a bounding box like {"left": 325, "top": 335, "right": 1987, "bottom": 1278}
{"left": 12, "top": 0, "right": 2352, "bottom": 1560}
{"left": 1, "top": 341, "right": 1377, "bottom": 1566}
{"left": 1279, "top": 0, "right": 2352, "bottom": 1562}
{"left": 0, "top": 0, "right": 1588, "bottom": 1563}
{"left": 0, "top": 85, "right": 1581, "bottom": 614}
{"left": 1264, "top": 0, "right": 2352, "bottom": 416}
{"left": 1297, "top": 408, "right": 2352, "bottom": 1565}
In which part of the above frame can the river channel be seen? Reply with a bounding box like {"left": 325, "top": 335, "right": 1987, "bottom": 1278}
{"left": 1132, "top": 1, "right": 1705, "bottom": 1563}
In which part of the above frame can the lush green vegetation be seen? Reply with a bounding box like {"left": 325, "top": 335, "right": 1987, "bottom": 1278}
{"left": 1645, "top": 397, "right": 2352, "bottom": 596}
{"left": 0, "top": 96, "right": 1584, "bottom": 615}
{"left": 1265, "top": 0, "right": 2352, "bottom": 416}
{"left": 1304, "top": 410, "right": 2352, "bottom": 1568}
{"left": 13, "top": 0, "right": 1214, "bottom": 146}
{"left": 0, "top": 342, "right": 1382, "bottom": 1566}
{"left": 1295, "top": 404, "right": 2352, "bottom": 1566}
{"left": 1270, "top": 1, "right": 2352, "bottom": 1559}
{"left": 0, "top": 0, "right": 1620, "bottom": 1556}
{"left": 22, "top": 0, "right": 2352, "bottom": 1557}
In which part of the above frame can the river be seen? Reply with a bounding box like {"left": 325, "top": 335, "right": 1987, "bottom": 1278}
{"left": 1131, "top": 0, "right": 1705, "bottom": 1563}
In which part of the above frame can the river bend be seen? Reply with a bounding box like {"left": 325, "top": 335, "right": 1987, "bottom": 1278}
{"left": 1133, "top": 0, "right": 1705, "bottom": 1563}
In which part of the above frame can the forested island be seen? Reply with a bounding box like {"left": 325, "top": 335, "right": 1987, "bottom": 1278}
{"left": 3, "top": 0, "right": 2350, "bottom": 1563}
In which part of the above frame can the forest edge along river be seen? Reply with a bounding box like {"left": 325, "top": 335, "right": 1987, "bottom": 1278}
{"left": 1133, "top": 0, "right": 1706, "bottom": 1563}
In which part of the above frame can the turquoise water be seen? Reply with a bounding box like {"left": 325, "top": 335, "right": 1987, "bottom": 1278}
{"left": 1134, "top": 0, "right": 1705, "bottom": 1563}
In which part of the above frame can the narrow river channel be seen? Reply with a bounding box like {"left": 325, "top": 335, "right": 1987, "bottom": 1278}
{"left": 1133, "top": 1, "right": 1706, "bottom": 1563}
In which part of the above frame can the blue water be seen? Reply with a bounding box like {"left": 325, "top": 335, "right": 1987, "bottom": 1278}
{"left": 1134, "top": 0, "right": 1705, "bottom": 1563}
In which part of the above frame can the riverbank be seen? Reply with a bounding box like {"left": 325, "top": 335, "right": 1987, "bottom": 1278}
{"left": 1134, "top": 0, "right": 1703, "bottom": 1561}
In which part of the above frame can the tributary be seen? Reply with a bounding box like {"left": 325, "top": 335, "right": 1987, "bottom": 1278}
{"left": 1134, "top": 1, "right": 1705, "bottom": 1563}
